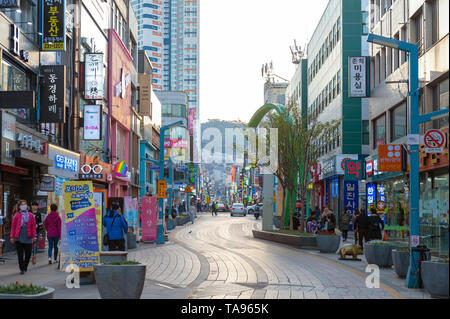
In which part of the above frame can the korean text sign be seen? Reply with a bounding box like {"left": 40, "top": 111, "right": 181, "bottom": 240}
{"left": 344, "top": 160, "right": 364, "bottom": 180}
{"left": 62, "top": 181, "right": 100, "bottom": 271}
{"left": 348, "top": 56, "right": 368, "bottom": 98}
{"left": 42, "top": 0, "right": 66, "bottom": 51}
{"left": 141, "top": 197, "right": 157, "bottom": 242}
{"left": 378, "top": 144, "right": 403, "bottom": 172}
{"left": 85, "top": 53, "right": 104, "bottom": 100}
{"left": 40, "top": 65, "right": 66, "bottom": 123}
{"left": 343, "top": 181, "right": 359, "bottom": 213}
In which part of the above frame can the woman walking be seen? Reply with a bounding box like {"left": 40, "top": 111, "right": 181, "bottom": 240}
{"left": 10, "top": 200, "right": 36, "bottom": 274}
{"left": 44, "top": 204, "right": 61, "bottom": 264}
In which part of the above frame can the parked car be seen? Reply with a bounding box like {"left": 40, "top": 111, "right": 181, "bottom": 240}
{"left": 230, "top": 203, "right": 246, "bottom": 217}
{"left": 217, "top": 204, "right": 227, "bottom": 212}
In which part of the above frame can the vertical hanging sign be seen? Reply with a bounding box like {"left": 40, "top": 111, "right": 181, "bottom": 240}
{"left": 83, "top": 104, "right": 102, "bottom": 140}
{"left": 42, "top": 0, "right": 66, "bottom": 51}
{"left": 348, "top": 56, "right": 369, "bottom": 98}
{"left": 40, "top": 65, "right": 66, "bottom": 123}
{"left": 84, "top": 53, "right": 104, "bottom": 100}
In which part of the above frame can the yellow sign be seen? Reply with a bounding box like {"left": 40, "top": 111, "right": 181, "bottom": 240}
{"left": 273, "top": 193, "right": 276, "bottom": 202}
{"left": 158, "top": 180, "right": 167, "bottom": 198}
{"left": 184, "top": 186, "right": 192, "bottom": 194}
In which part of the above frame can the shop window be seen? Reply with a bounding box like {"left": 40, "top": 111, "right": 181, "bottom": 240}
{"left": 373, "top": 114, "right": 386, "bottom": 149}
{"left": 390, "top": 102, "right": 407, "bottom": 142}
{"left": 1, "top": 59, "right": 31, "bottom": 120}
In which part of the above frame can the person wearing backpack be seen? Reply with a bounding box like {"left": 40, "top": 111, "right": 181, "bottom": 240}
{"left": 368, "top": 207, "right": 384, "bottom": 241}
{"left": 103, "top": 203, "right": 128, "bottom": 251}
{"left": 341, "top": 207, "right": 351, "bottom": 242}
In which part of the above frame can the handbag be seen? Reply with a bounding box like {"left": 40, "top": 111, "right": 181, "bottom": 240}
{"left": 103, "top": 215, "right": 117, "bottom": 246}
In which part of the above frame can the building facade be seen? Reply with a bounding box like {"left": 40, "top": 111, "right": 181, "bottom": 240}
{"left": 367, "top": 0, "right": 448, "bottom": 256}
{"left": 307, "top": 0, "right": 370, "bottom": 224}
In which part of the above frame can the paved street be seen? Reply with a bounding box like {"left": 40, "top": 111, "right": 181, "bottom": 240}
{"left": 0, "top": 212, "right": 432, "bottom": 299}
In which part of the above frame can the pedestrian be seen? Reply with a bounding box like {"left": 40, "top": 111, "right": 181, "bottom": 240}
{"left": 319, "top": 211, "right": 328, "bottom": 231}
{"left": 341, "top": 206, "right": 351, "bottom": 242}
{"left": 103, "top": 203, "right": 128, "bottom": 251}
{"left": 368, "top": 207, "right": 384, "bottom": 241}
{"left": 327, "top": 210, "right": 336, "bottom": 233}
{"left": 197, "top": 201, "right": 201, "bottom": 213}
{"left": 44, "top": 204, "right": 61, "bottom": 264}
{"left": 352, "top": 209, "right": 361, "bottom": 245}
{"left": 10, "top": 200, "right": 36, "bottom": 274}
{"left": 355, "top": 209, "right": 369, "bottom": 248}
{"left": 30, "top": 201, "right": 43, "bottom": 257}
{"left": 306, "top": 217, "right": 318, "bottom": 234}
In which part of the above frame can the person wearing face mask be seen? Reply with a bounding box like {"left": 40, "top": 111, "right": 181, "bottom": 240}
{"left": 10, "top": 200, "right": 37, "bottom": 274}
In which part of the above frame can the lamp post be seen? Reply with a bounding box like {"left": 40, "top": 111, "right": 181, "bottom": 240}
{"left": 366, "top": 34, "right": 449, "bottom": 289}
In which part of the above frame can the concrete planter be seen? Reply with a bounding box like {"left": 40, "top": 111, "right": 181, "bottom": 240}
{"left": 421, "top": 261, "right": 449, "bottom": 298}
{"left": 364, "top": 243, "right": 394, "bottom": 268}
{"left": 0, "top": 287, "right": 54, "bottom": 299}
{"left": 252, "top": 230, "right": 317, "bottom": 249}
{"left": 392, "top": 250, "right": 410, "bottom": 278}
{"left": 316, "top": 235, "right": 340, "bottom": 253}
{"left": 127, "top": 233, "right": 137, "bottom": 250}
{"left": 94, "top": 264, "right": 146, "bottom": 299}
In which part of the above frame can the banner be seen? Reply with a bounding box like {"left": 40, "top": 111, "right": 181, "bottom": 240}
{"left": 40, "top": 65, "right": 66, "bottom": 123}
{"left": 189, "top": 108, "right": 196, "bottom": 135}
{"left": 83, "top": 105, "right": 102, "bottom": 140}
{"left": 62, "top": 181, "right": 100, "bottom": 271}
{"left": 124, "top": 196, "right": 139, "bottom": 227}
{"left": 42, "top": 0, "right": 66, "bottom": 51}
{"left": 141, "top": 197, "right": 157, "bottom": 242}
{"left": 84, "top": 53, "right": 105, "bottom": 100}
{"left": 93, "top": 192, "right": 104, "bottom": 249}
{"left": 348, "top": 56, "right": 368, "bottom": 98}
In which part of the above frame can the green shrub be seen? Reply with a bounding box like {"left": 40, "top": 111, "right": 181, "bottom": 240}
{"left": 436, "top": 258, "right": 449, "bottom": 263}
{"left": 0, "top": 282, "right": 47, "bottom": 295}
{"left": 395, "top": 246, "right": 410, "bottom": 252}
{"left": 367, "top": 240, "right": 394, "bottom": 245}
{"left": 104, "top": 260, "right": 141, "bottom": 265}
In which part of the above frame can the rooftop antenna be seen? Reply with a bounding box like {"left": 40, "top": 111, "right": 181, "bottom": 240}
{"left": 290, "top": 39, "right": 304, "bottom": 64}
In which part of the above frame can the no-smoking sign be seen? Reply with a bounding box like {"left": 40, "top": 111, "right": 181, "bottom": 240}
{"left": 424, "top": 129, "right": 445, "bottom": 153}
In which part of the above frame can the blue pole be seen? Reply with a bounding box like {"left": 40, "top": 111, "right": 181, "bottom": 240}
{"left": 168, "top": 160, "right": 173, "bottom": 230}
{"left": 406, "top": 47, "right": 422, "bottom": 288}
{"left": 157, "top": 128, "right": 166, "bottom": 244}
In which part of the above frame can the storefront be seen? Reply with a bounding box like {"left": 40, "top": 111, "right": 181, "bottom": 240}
{"left": 46, "top": 144, "right": 80, "bottom": 212}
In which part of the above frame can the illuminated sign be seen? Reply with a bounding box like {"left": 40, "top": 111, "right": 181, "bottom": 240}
{"left": 366, "top": 183, "right": 376, "bottom": 215}
{"left": 84, "top": 53, "right": 105, "bottom": 100}
{"left": 42, "top": 0, "right": 66, "bottom": 51}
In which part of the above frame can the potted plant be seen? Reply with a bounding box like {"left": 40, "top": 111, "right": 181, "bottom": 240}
{"left": 421, "top": 258, "right": 449, "bottom": 298}
{"left": 392, "top": 246, "right": 410, "bottom": 278}
{"left": 316, "top": 230, "right": 341, "bottom": 253}
{"left": 364, "top": 240, "right": 395, "bottom": 268}
{"left": 94, "top": 260, "right": 146, "bottom": 299}
{"left": 0, "top": 282, "right": 54, "bottom": 299}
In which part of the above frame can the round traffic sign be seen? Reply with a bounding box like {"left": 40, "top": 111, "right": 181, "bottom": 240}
{"left": 376, "top": 201, "right": 385, "bottom": 211}
{"left": 424, "top": 129, "right": 445, "bottom": 148}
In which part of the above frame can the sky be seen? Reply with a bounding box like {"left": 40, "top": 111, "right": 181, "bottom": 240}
{"left": 199, "top": 0, "right": 329, "bottom": 124}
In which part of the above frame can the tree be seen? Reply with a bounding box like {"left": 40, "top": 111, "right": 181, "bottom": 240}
{"left": 264, "top": 102, "right": 339, "bottom": 231}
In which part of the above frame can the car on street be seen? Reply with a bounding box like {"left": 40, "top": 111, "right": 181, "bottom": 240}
{"left": 217, "top": 204, "right": 228, "bottom": 212}
{"left": 230, "top": 203, "right": 246, "bottom": 217}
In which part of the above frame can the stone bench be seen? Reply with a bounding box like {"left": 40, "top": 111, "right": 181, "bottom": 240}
{"left": 100, "top": 251, "right": 128, "bottom": 264}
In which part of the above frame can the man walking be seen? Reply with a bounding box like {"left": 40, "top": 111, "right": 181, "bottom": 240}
{"left": 355, "top": 209, "right": 370, "bottom": 248}
{"left": 341, "top": 206, "right": 351, "bottom": 242}
{"left": 368, "top": 208, "right": 384, "bottom": 241}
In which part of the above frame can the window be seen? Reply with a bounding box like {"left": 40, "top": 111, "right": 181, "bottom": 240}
{"left": 337, "top": 70, "right": 341, "bottom": 94}
{"left": 391, "top": 102, "right": 407, "bottom": 141}
{"left": 328, "top": 81, "right": 333, "bottom": 102}
{"left": 1, "top": 59, "right": 31, "bottom": 120}
{"left": 362, "top": 120, "right": 370, "bottom": 145}
{"left": 362, "top": 11, "right": 369, "bottom": 35}
{"left": 432, "top": 78, "right": 449, "bottom": 128}
{"left": 373, "top": 115, "right": 386, "bottom": 149}
{"left": 333, "top": 75, "right": 337, "bottom": 98}
{"left": 336, "top": 17, "right": 341, "bottom": 42}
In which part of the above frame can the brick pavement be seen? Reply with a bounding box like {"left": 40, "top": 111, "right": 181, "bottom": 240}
{"left": 0, "top": 212, "right": 434, "bottom": 299}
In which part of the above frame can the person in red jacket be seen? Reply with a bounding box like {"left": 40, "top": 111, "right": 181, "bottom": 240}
{"left": 10, "top": 200, "right": 37, "bottom": 274}
{"left": 44, "top": 204, "right": 62, "bottom": 264}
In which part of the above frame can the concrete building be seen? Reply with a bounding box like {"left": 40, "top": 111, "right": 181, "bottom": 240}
{"left": 307, "top": 0, "right": 370, "bottom": 221}
{"left": 366, "top": 0, "right": 448, "bottom": 255}
{"left": 286, "top": 59, "right": 309, "bottom": 117}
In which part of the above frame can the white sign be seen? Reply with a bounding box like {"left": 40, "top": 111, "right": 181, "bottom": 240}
{"left": 407, "top": 134, "right": 420, "bottom": 145}
{"left": 84, "top": 53, "right": 104, "bottom": 100}
{"left": 348, "top": 56, "right": 368, "bottom": 98}
{"left": 83, "top": 105, "right": 102, "bottom": 140}
{"left": 424, "top": 129, "right": 445, "bottom": 153}
{"left": 410, "top": 235, "right": 420, "bottom": 248}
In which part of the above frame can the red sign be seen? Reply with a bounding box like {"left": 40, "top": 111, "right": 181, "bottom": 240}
{"left": 141, "top": 197, "right": 157, "bottom": 242}
{"left": 378, "top": 145, "right": 403, "bottom": 172}
{"left": 365, "top": 160, "right": 374, "bottom": 176}
{"left": 377, "top": 201, "right": 385, "bottom": 211}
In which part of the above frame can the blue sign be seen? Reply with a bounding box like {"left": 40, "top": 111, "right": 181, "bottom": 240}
{"left": 55, "top": 154, "right": 78, "bottom": 172}
{"left": 344, "top": 181, "right": 358, "bottom": 212}
{"left": 366, "top": 183, "right": 376, "bottom": 215}
{"left": 176, "top": 167, "right": 189, "bottom": 172}
{"left": 149, "top": 166, "right": 160, "bottom": 170}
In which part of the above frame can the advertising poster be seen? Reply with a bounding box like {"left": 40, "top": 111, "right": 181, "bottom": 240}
{"left": 93, "top": 192, "right": 104, "bottom": 249}
{"left": 141, "top": 197, "right": 157, "bottom": 242}
{"left": 62, "top": 181, "right": 100, "bottom": 271}
{"left": 124, "top": 196, "right": 139, "bottom": 227}
{"left": 83, "top": 105, "right": 102, "bottom": 140}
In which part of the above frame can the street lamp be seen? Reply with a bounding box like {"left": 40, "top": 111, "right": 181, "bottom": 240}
{"left": 367, "top": 34, "right": 449, "bottom": 289}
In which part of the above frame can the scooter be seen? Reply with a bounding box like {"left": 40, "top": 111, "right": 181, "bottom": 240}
{"left": 254, "top": 207, "right": 261, "bottom": 219}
